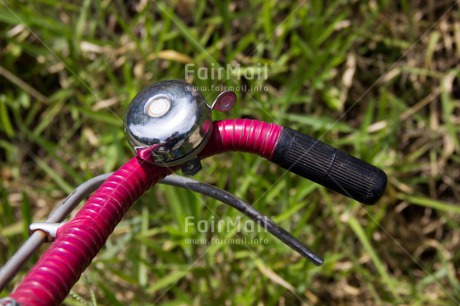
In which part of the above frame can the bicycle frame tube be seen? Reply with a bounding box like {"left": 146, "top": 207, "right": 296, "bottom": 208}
{"left": 8, "top": 117, "right": 386, "bottom": 305}
{"left": 9, "top": 119, "right": 282, "bottom": 306}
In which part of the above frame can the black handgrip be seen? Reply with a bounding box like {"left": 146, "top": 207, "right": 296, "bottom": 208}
{"left": 271, "top": 128, "right": 387, "bottom": 204}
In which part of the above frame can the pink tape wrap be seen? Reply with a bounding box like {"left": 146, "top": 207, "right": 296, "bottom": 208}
{"left": 10, "top": 119, "right": 282, "bottom": 305}
{"left": 200, "top": 119, "right": 282, "bottom": 160}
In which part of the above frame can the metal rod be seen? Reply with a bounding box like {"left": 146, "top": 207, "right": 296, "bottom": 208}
{"left": 0, "top": 173, "right": 112, "bottom": 291}
{"left": 0, "top": 232, "right": 46, "bottom": 291}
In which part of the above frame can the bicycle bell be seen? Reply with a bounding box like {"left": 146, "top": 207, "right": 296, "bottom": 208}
{"left": 124, "top": 80, "right": 236, "bottom": 175}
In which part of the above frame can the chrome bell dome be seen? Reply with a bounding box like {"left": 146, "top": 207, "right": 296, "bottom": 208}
{"left": 124, "top": 80, "right": 236, "bottom": 175}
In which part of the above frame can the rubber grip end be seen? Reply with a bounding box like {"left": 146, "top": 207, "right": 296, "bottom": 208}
{"left": 271, "top": 128, "right": 387, "bottom": 205}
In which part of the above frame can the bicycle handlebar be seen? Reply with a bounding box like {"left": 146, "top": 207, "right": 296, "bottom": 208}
{"left": 202, "top": 120, "right": 386, "bottom": 205}
{"left": 9, "top": 119, "right": 386, "bottom": 305}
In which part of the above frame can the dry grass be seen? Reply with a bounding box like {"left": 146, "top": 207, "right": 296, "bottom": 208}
{"left": 0, "top": 1, "right": 459, "bottom": 305}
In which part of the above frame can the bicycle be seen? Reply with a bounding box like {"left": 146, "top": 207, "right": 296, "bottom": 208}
{"left": 0, "top": 80, "right": 387, "bottom": 305}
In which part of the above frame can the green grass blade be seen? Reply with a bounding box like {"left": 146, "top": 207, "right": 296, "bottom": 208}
{"left": 397, "top": 194, "right": 460, "bottom": 214}
{"left": 348, "top": 216, "right": 401, "bottom": 300}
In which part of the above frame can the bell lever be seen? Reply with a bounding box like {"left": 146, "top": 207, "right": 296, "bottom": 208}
{"left": 211, "top": 91, "right": 236, "bottom": 112}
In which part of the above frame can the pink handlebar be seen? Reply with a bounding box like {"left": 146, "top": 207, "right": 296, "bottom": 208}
{"left": 10, "top": 119, "right": 282, "bottom": 306}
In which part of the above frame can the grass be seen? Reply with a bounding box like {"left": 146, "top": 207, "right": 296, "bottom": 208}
{"left": 1, "top": 0, "right": 460, "bottom": 305}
